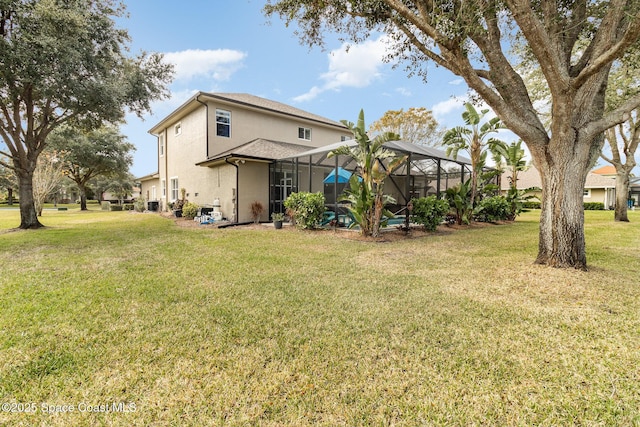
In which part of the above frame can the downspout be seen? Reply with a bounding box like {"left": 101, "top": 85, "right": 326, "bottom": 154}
{"left": 195, "top": 94, "right": 209, "bottom": 158}
{"left": 225, "top": 157, "right": 239, "bottom": 223}
{"left": 164, "top": 128, "right": 168, "bottom": 211}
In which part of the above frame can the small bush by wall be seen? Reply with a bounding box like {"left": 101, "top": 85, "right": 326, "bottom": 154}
{"left": 182, "top": 202, "right": 199, "bottom": 220}
{"left": 123, "top": 204, "right": 134, "bottom": 211}
{"left": 109, "top": 204, "right": 123, "bottom": 211}
{"left": 522, "top": 201, "right": 541, "bottom": 209}
{"left": 101, "top": 201, "right": 111, "bottom": 211}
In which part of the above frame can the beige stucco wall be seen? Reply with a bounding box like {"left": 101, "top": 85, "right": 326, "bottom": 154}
{"left": 237, "top": 162, "right": 270, "bottom": 223}
{"left": 204, "top": 100, "right": 350, "bottom": 157}
{"left": 140, "top": 178, "right": 160, "bottom": 202}
{"left": 151, "top": 97, "right": 350, "bottom": 218}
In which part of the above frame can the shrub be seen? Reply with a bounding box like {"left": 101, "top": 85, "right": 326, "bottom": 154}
{"left": 123, "top": 204, "right": 134, "bottom": 211}
{"left": 584, "top": 202, "right": 605, "bottom": 210}
{"left": 109, "top": 204, "right": 123, "bottom": 211}
{"left": 182, "top": 202, "right": 199, "bottom": 219}
{"left": 522, "top": 201, "right": 541, "bottom": 209}
{"left": 284, "top": 192, "right": 325, "bottom": 229}
{"left": 474, "top": 196, "right": 511, "bottom": 222}
{"left": 249, "top": 201, "right": 264, "bottom": 223}
{"left": 133, "top": 198, "right": 146, "bottom": 212}
{"left": 411, "top": 196, "right": 449, "bottom": 231}
{"left": 101, "top": 201, "right": 111, "bottom": 211}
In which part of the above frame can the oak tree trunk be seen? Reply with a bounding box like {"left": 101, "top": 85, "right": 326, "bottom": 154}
{"left": 535, "top": 160, "right": 589, "bottom": 270}
{"left": 17, "top": 171, "right": 43, "bottom": 229}
{"left": 614, "top": 171, "right": 630, "bottom": 222}
{"left": 78, "top": 183, "right": 88, "bottom": 211}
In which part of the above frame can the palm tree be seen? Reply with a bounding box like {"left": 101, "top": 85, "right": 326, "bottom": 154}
{"left": 328, "top": 109, "right": 406, "bottom": 237}
{"left": 442, "top": 103, "right": 506, "bottom": 209}
{"left": 495, "top": 140, "right": 528, "bottom": 190}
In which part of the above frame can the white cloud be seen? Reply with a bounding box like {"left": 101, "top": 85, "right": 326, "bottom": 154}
{"left": 449, "top": 78, "right": 464, "bottom": 86}
{"left": 293, "top": 36, "right": 389, "bottom": 102}
{"left": 432, "top": 97, "right": 465, "bottom": 120}
{"left": 164, "top": 49, "right": 247, "bottom": 82}
{"left": 396, "top": 87, "right": 412, "bottom": 97}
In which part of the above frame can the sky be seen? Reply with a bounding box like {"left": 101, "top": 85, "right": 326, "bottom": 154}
{"left": 119, "top": 0, "right": 499, "bottom": 177}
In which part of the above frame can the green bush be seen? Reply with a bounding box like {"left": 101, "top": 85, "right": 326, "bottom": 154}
{"left": 133, "top": 198, "right": 146, "bottom": 212}
{"left": 101, "top": 201, "right": 111, "bottom": 211}
{"left": 109, "top": 204, "right": 123, "bottom": 211}
{"left": 584, "top": 202, "right": 605, "bottom": 210}
{"left": 284, "top": 192, "right": 325, "bottom": 229}
{"left": 522, "top": 201, "right": 541, "bottom": 209}
{"left": 123, "top": 204, "right": 134, "bottom": 211}
{"left": 475, "top": 196, "right": 511, "bottom": 222}
{"left": 182, "top": 202, "right": 199, "bottom": 220}
{"left": 410, "top": 196, "right": 449, "bottom": 231}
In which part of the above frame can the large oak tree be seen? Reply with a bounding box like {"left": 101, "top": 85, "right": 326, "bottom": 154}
{"left": 47, "top": 125, "right": 135, "bottom": 211}
{"left": 0, "top": 0, "right": 172, "bottom": 229}
{"left": 265, "top": 0, "right": 640, "bottom": 269}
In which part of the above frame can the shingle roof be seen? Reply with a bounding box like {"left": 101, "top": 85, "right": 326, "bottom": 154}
{"left": 204, "top": 93, "right": 347, "bottom": 129}
{"left": 501, "top": 166, "right": 615, "bottom": 190}
{"left": 149, "top": 92, "right": 347, "bottom": 134}
{"left": 196, "top": 139, "right": 313, "bottom": 166}
{"left": 591, "top": 165, "right": 616, "bottom": 175}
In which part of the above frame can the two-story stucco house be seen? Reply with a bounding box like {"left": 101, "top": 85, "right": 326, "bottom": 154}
{"left": 143, "top": 92, "right": 350, "bottom": 222}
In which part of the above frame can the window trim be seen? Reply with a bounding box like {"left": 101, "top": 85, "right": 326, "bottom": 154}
{"left": 170, "top": 177, "right": 179, "bottom": 202}
{"left": 159, "top": 134, "right": 165, "bottom": 156}
{"left": 583, "top": 189, "right": 591, "bottom": 198}
{"left": 298, "top": 127, "right": 312, "bottom": 141}
{"left": 161, "top": 179, "right": 166, "bottom": 198}
{"left": 174, "top": 122, "right": 182, "bottom": 136}
{"left": 216, "top": 109, "right": 231, "bottom": 138}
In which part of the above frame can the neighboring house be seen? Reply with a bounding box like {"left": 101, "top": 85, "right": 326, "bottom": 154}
{"left": 501, "top": 166, "right": 617, "bottom": 208}
{"left": 592, "top": 165, "right": 640, "bottom": 207}
{"left": 147, "top": 92, "right": 351, "bottom": 222}
{"left": 102, "top": 186, "right": 141, "bottom": 204}
{"left": 139, "top": 172, "right": 160, "bottom": 210}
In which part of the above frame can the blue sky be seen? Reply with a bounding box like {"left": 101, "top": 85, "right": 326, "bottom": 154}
{"left": 120, "top": 0, "right": 488, "bottom": 177}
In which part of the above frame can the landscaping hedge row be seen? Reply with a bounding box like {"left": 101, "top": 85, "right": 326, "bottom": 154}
{"left": 521, "top": 201, "right": 605, "bottom": 210}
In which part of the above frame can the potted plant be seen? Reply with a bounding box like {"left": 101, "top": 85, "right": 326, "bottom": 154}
{"left": 172, "top": 188, "right": 187, "bottom": 217}
{"left": 271, "top": 212, "right": 285, "bottom": 229}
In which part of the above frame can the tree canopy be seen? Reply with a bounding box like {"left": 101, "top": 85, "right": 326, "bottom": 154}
{"left": 47, "top": 125, "right": 135, "bottom": 210}
{"left": 0, "top": 0, "right": 173, "bottom": 228}
{"left": 369, "top": 107, "right": 441, "bottom": 146}
{"left": 265, "top": 0, "right": 640, "bottom": 269}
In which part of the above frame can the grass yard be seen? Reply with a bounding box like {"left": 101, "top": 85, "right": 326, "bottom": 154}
{"left": 0, "top": 208, "right": 639, "bottom": 426}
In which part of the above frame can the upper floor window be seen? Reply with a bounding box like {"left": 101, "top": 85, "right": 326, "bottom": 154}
{"left": 216, "top": 109, "right": 231, "bottom": 137}
{"left": 159, "top": 134, "right": 165, "bottom": 156}
{"left": 298, "top": 127, "right": 312, "bottom": 141}
{"left": 174, "top": 123, "right": 182, "bottom": 136}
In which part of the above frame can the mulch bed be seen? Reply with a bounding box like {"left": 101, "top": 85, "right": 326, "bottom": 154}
{"left": 161, "top": 211, "right": 510, "bottom": 242}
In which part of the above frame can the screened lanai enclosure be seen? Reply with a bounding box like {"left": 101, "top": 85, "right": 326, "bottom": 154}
{"left": 269, "top": 140, "right": 496, "bottom": 226}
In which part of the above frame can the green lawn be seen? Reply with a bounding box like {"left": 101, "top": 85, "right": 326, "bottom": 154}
{"left": 1, "top": 209, "right": 639, "bottom": 426}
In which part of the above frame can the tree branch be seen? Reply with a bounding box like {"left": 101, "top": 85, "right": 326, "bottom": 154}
{"left": 573, "top": 10, "right": 640, "bottom": 88}
{"left": 583, "top": 93, "right": 640, "bottom": 140}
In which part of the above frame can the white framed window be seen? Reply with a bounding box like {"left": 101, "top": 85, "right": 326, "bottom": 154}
{"left": 298, "top": 127, "right": 311, "bottom": 140}
{"left": 583, "top": 189, "right": 591, "bottom": 198}
{"left": 341, "top": 135, "right": 351, "bottom": 142}
{"left": 174, "top": 122, "right": 182, "bottom": 136}
{"left": 170, "top": 177, "right": 179, "bottom": 201}
{"left": 161, "top": 179, "right": 166, "bottom": 198}
{"left": 216, "top": 109, "right": 231, "bottom": 137}
{"left": 159, "top": 134, "right": 165, "bottom": 156}
{"left": 151, "top": 186, "right": 157, "bottom": 200}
